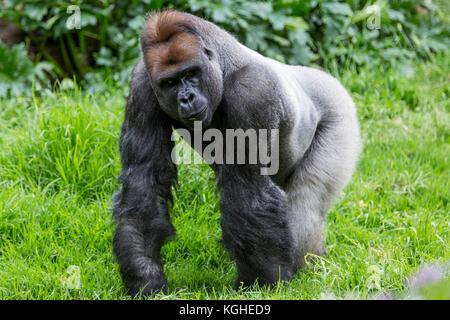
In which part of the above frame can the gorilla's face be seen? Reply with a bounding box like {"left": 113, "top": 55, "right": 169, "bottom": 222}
{"left": 150, "top": 50, "right": 223, "bottom": 129}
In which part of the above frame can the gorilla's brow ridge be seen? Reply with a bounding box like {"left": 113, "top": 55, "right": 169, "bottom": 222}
{"left": 141, "top": 11, "right": 202, "bottom": 75}
{"left": 141, "top": 10, "right": 197, "bottom": 48}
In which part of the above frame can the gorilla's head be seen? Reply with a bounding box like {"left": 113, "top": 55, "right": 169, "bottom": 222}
{"left": 141, "top": 11, "right": 223, "bottom": 128}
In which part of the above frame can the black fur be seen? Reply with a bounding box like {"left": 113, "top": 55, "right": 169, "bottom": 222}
{"left": 112, "top": 63, "right": 177, "bottom": 296}
{"left": 113, "top": 59, "right": 295, "bottom": 295}
{"left": 213, "top": 64, "right": 294, "bottom": 288}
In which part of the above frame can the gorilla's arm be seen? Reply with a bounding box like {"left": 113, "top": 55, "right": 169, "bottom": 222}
{"left": 112, "top": 60, "right": 177, "bottom": 296}
{"left": 214, "top": 64, "right": 296, "bottom": 287}
{"left": 217, "top": 165, "right": 295, "bottom": 287}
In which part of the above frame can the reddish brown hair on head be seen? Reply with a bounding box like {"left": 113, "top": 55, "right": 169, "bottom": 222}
{"left": 141, "top": 11, "right": 201, "bottom": 75}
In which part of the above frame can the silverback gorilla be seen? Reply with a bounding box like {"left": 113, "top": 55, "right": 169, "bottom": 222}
{"left": 112, "top": 10, "right": 361, "bottom": 296}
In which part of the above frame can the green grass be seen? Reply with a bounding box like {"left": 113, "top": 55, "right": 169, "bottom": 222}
{"left": 0, "top": 55, "right": 448, "bottom": 300}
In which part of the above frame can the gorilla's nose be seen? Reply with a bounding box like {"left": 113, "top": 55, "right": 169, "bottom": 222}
{"left": 179, "top": 92, "right": 195, "bottom": 107}
{"left": 178, "top": 92, "right": 205, "bottom": 120}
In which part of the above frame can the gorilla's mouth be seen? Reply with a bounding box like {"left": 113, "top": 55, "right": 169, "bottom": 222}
{"left": 187, "top": 105, "right": 208, "bottom": 121}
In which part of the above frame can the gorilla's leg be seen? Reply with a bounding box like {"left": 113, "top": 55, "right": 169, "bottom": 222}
{"left": 284, "top": 179, "right": 329, "bottom": 268}
{"left": 284, "top": 115, "right": 361, "bottom": 268}
{"left": 216, "top": 165, "right": 296, "bottom": 288}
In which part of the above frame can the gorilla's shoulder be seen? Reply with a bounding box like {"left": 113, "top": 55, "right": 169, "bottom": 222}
{"left": 130, "top": 59, "right": 151, "bottom": 88}
{"left": 220, "top": 63, "right": 284, "bottom": 127}
{"left": 224, "top": 63, "right": 281, "bottom": 105}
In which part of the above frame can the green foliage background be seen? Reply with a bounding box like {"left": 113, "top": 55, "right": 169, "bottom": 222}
{"left": 0, "top": 0, "right": 449, "bottom": 96}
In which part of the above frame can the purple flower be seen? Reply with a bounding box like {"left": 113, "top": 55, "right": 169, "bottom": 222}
{"left": 407, "top": 265, "right": 445, "bottom": 289}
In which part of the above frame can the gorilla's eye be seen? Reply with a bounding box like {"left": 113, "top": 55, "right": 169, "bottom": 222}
{"left": 185, "top": 70, "right": 195, "bottom": 77}
{"left": 165, "top": 78, "right": 177, "bottom": 86}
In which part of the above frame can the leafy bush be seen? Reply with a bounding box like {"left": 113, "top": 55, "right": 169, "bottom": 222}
{"left": 0, "top": 0, "right": 448, "bottom": 91}
{"left": 0, "top": 41, "right": 52, "bottom": 97}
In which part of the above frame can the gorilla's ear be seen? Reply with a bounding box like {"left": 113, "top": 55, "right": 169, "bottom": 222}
{"left": 203, "top": 47, "right": 213, "bottom": 60}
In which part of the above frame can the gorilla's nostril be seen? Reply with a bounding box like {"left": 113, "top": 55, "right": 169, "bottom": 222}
{"left": 180, "top": 97, "right": 188, "bottom": 104}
